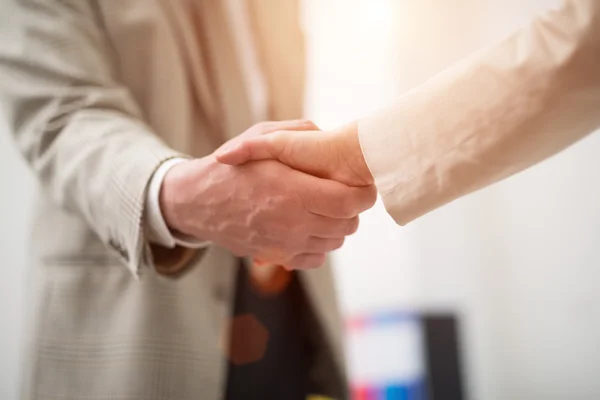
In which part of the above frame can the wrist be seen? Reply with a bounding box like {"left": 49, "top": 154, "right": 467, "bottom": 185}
{"left": 159, "top": 157, "right": 212, "bottom": 237}
{"left": 335, "top": 122, "right": 374, "bottom": 186}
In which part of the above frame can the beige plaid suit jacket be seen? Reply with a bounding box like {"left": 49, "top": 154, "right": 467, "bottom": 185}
{"left": 0, "top": 0, "right": 346, "bottom": 399}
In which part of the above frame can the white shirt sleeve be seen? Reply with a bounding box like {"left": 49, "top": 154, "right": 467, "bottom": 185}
{"left": 145, "top": 158, "right": 212, "bottom": 249}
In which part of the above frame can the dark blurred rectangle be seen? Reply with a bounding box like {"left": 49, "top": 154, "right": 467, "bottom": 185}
{"left": 422, "top": 315, "right": 465, "bottom": 400}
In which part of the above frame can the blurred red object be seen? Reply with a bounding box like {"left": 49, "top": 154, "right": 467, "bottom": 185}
{"left": 221, "top": 314, "right": 269, "bottom": 366}
{"left": 248, "top": 258, "right": 292, "bottom": 296}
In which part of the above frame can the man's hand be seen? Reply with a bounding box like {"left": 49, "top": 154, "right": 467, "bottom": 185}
{"left": 160, "top": 121, "right": 377, "bottom": 270}
{"left": 215, "top": 122, "right": 374, "bottom": 187}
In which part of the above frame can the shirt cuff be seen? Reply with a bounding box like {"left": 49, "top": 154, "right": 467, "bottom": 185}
{"left": 145, "top": 158, "right": 212, "bottom": 249}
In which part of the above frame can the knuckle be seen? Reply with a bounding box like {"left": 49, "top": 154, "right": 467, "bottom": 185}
{"left": 292, "top": 256, "right": 312, "bottom": 269}
{"left": 290, "top": 255, "right": 319, "bottom": 270}
{"left": 310, "top": 254, "right": 326, "bottom": 269}
{"left": 298, "top": 119, "right": 318, "bottom": 129}
{"left": 288, "top": 258, "right": 304, "bottom": 270}
{"left": 365, "top": 186, "right": 378, "bottom": 208}
{"left": 338, "top": 197, "right": 357, "bottom": 218}
{"left": 333, "top": 237, "right": 345, "bottom": 250}
{"left": 320, "top": 238, "right": 345, "bottom": 252}
{"left": 301, "top": 237, "right": 317, "bottom": 253}
{"left": 345, "top": 217, "right": 360, "bottom": 235}
{"left": 325, "top": 196, "right": 348, "bottom": 218}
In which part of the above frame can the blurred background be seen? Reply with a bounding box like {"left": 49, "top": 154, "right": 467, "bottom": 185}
{"left": 2, "top": 0, "right": 600, "bottom": 398}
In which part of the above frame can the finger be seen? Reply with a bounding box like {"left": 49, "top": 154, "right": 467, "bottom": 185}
{"left": 303, "top": 236, "right": 345, "bottom": 254}
{"left": 254, "top": 119, "right": 320, "bottom": 135}
{"left": 286, "top": 253, "right": 326, "bottom": 270}
{"left": 308, "top": 215, "right": 360, "bottom": 238}
{"left": 215, "top": 133, "right": 287, "bottom": 166}
{"left": 216, "top": 121, "right": 320, "bottom": 163}
{"left": 299, "top": 177, "right": 378, "bottom": 218}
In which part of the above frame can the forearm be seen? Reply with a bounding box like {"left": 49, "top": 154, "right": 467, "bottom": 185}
{"left": 358, "top": 0, "right": 600, "bottom": 225}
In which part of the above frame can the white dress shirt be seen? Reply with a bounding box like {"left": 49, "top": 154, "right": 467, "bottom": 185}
{"left": 144, "top": 158, "right": 209, "bottom": 248}
{"left": 145, "top": 0, "right": 268, "bottom": 248}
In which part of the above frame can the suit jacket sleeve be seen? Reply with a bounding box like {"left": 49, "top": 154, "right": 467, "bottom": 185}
{"left": 0, "top": 0, "right": 184, "bottom": 276}
{"left": 358, "top": 0, "right": 600, "bottom": 225}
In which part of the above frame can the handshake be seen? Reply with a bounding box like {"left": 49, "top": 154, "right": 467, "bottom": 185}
{"left": 160, "top": 120, "right": 377, "bottom": 270}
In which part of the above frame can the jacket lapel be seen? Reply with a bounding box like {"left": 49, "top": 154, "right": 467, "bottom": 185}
{"left": 159, "top": 0, "right": 306, "bottom": 143}
{"left": 195, "top": 0, "right": 256, "bottom": 140}
{"left": 159, "top": 0, "right": 250, "bottom": 145}
{"left": 248, "top": 0, "right": 306, "bottom": 121}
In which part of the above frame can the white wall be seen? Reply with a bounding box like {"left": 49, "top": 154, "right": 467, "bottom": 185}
{"left": 0, "top": 125, "right": 35, "bottom": 399}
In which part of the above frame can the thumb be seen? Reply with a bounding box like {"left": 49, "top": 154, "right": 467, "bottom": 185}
{"left": 215, "top": 135, "right": 281, "bottom": 165}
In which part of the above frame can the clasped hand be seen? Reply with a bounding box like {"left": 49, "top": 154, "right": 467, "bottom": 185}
{"left": 161, "top": 120, "right": 376, "bottom": 270}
